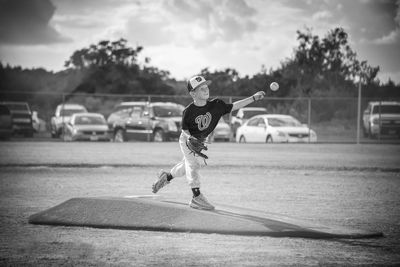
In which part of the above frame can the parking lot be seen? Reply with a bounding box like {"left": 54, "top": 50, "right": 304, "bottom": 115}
{"left": 1, "top": 141, "right": 399, "bottom": 265}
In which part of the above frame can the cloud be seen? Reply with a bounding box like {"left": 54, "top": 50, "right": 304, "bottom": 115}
{"left": 312, "top": 10, "right": 333, "bottom": 21}
{"left": 373, "top": 29, "right": 400, "bottom": 45}
{"left": 0, "top": 0, "right": 70, "bottom": 45}
{"left": 160, "top": 0, "right": 258, "bottom": 44}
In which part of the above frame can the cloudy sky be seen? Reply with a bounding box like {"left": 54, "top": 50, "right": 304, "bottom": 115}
{"left": 0, "top": 0, "right": 399, "bottom": 84}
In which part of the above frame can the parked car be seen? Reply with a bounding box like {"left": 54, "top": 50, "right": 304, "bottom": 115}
{"left": 362, "top": 101, "right": 400, "bottom": 138}
{"left": 0, "top": 101, "right": 34, "bottom": 137}
{"left": 209, "top": 117, "right": 231, "bottom": 142}
{"left": 107, "top": 101, "right": 147, "bottom": 128}
{"left": 50, "top": 103, "right": 87, "bottom": 138}
{"left": 231, "top": 107, "right": 268, "bottom": 137}
{"left": 63, "top": 113, "right": 111, "bottom": 141}
{"left": 109, "top": 101, "right": 184, "bottom": 142}
{"left": 0, "top": 104, "right": 13, "bottom": 140}
{"left": 236, "top": 114, "right": 317, "bottom": 143}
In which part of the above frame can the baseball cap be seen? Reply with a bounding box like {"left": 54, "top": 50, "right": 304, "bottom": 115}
{"left": 187, "top": 76, "right": 211, "bottom": 92}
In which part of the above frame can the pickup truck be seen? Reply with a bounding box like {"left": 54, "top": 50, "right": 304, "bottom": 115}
{"left": 0, "top": 101, "right": 34, "bottom": 137}
{"left": 362, "top": 101, "right": 400, "bottom": 138}
{"left": 50, "top": 103, "right": 87, "bottom": 138}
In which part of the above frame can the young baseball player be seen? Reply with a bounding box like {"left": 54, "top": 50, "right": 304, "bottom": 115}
{"left": 152, "top": 75, "right": 265, "bottom": 210}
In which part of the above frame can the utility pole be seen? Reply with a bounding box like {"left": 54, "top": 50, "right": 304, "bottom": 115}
{"left": 356, "top": 75, "right": 362, "bottom": 144}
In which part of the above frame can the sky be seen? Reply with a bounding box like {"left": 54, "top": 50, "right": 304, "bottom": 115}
{"left": 0, "top": 0, "right": 399, "bottom": 84}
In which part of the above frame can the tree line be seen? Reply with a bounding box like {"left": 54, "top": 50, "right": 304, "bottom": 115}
{"left": 1, "top": 27, "right": 399, "bottom": 99}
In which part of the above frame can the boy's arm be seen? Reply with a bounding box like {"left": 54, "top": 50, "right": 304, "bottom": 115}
{"left": 232, "top": 91, "right": 265, "bottom": 112}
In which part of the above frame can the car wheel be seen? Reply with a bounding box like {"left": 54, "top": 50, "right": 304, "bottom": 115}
{"left": 51, "top": 127, "right": 59, "bottom": 138}
{"left": 63, "top": 133, "right": 72, "bottom": 142}
{"left": 266, "top": 135, "right": 273, "bottom": 143}
{"left": 239, "top": 135, "right": 246, "bottom": 143}
{"left": 368, "top": 124, "right": 376, "bottom": 139}
{"left": 24, "top": 130, "right": 33, "bottom": 138}
{"left": 153, "top": 129, "right": 165, "bottom": 142}
{"left": 114, "top": 129, "right": 125, "bottom": 142}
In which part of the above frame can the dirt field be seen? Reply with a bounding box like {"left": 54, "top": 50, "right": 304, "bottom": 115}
{"left": 1, "top": 142, "right": 400, "bottom": 266}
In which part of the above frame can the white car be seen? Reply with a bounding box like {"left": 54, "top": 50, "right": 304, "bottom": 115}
{"left": 236, "top": 114, "right": 317, "bottom": 143}
{"left": 209, "top": 117, "right": 231, "bottom": 142}
{"left": 231, "top": 107, "right": 268, "bottom": 137}
{"left": 50, "top": 103, "right": 87, "bottom": 138}
{"left": 63, "top": 113, "right": 111, "bottom": 141}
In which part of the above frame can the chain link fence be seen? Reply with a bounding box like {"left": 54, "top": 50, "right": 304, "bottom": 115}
{"left": 1, "top": 91, "right": 399, "bottom": 143}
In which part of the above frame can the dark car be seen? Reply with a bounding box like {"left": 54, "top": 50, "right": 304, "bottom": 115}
{"left": 109, "top": 101, "right": 184, "bottom": 142}
{"left": 0, "top": 104, "right": 13, "bottom": 140}
{"left": 1, "top": 101, "right": 34, "bottom": 137}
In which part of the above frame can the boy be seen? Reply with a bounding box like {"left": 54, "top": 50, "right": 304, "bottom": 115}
{"left": 152, "top": 75, "right": 265, "bottom": 210}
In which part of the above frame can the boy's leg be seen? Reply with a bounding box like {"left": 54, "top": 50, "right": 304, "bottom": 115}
{"left": 152, "top": 169, "right": 173, "bottom": 193}
{"left": 152, "top": 134, "right": 188, "bottom": 194}
{"left": 179, "top": 135, "right": 214, "bottom": 210}
{"left": 170, "top": 159, "right": 186, "bottom": 178}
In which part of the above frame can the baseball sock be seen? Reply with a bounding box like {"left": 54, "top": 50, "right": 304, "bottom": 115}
{"left": 166, "top": 173, "right": 173, "bottom": 181}
{"left": 192, "top": 188, "right": 200, "bottom": 197}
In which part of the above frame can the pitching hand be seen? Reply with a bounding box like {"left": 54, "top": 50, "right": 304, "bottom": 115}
{"left": 252, "top": 91, "right": 265, "bottom": 101}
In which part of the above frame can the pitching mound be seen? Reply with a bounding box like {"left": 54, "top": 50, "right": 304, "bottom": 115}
{"left": 28, "top": 196, "right": 383, "bottom": 239}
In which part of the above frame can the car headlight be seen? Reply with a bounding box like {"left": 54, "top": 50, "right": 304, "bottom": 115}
{"left": 72, "top": 128, "right": 79, "bottom": 134}
{"left": 372, "top": 118, "right": 379, "bottom": 125}
{"left": 168, "top": 120, "right": 177, "bottom": 131}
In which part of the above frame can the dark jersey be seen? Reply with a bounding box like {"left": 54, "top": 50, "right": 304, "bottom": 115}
{"left": 182, "top": 98, "right": 233, "bottom": 139}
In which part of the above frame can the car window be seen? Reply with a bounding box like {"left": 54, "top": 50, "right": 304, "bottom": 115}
{"left": 372, "top": 105, "right": 400, "bottom": 114}
{"left": 153, "top": 105, "right": 183, "bottom": 117}
{"left": 60, "top": 109, "right": 86, "bottom": 116}
{"left": 268, "top": 117, "right": 301, "bottom": 127}
{"left": 247, "top": 117, "right": 259, "bottom": 126}
{"left": 130, "top": 106, "right": 143, "bottom": 118}
{"left": 74, "top": 116, "right": 106, "bottom": 125}
{"left": 257, "top": 118, "right": 266, "bottom": 127}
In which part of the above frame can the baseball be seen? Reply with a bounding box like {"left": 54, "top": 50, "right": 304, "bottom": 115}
{"left": 270, "top": 82, "right": 279, "bottom": 91}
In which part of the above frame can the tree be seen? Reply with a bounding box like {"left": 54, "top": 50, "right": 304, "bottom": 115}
{"left": 290, "top": 27, "right": 379, "bottom": 97}
{"left": 199, "top": 68, "right": 241, "bottom": 96}
{"left": 64, "top": 38, "right": 143, "bottom": 69}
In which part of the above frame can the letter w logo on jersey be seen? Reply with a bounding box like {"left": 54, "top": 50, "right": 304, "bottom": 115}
{"left": 195, "top": 112, "right": 212, "bottom": 131}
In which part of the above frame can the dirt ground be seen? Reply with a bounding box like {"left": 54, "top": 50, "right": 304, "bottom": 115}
{"left": 0, "top": 142, "right": 400, "bottom": 266}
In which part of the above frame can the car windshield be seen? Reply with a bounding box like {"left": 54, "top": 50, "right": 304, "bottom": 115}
{"left": 74, "top": 116, "right": 106, "bottom": 125}
{"left": 268, "top": 117, "right": 302, "bottom": 127}
{"left": 153, "top": 105, "right": 183, "bottom": 117}
{"left": 243, "top": 110, "right": 267, "bottom": 119}
{"left": 60, "top": 109, "right": 86, "bottom": 116}
{"left": 372, "top": 105, "right": 400, "bottom": 114}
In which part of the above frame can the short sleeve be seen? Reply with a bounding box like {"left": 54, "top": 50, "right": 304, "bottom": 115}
{"left": 214, "top": 99, "right": 233, "bottom": 115}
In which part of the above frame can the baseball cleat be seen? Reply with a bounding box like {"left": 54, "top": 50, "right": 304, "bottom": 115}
{"left": 189, "top": 193, "right": 215, "bottom": 210}
{"left": 152, "top": 170, "right": 170, "bottom": 193}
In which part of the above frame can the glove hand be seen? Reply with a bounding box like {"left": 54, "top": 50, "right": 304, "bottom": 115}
{"left": 252, "top": 91, "right": 265, "bottom": 101}
{"left": 186, "top": 136, "right": 208, "bottom": 159}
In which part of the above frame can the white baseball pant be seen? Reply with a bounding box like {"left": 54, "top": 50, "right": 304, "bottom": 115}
{"left": 170, "top": 132, "right": 206, "bottom": 188}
